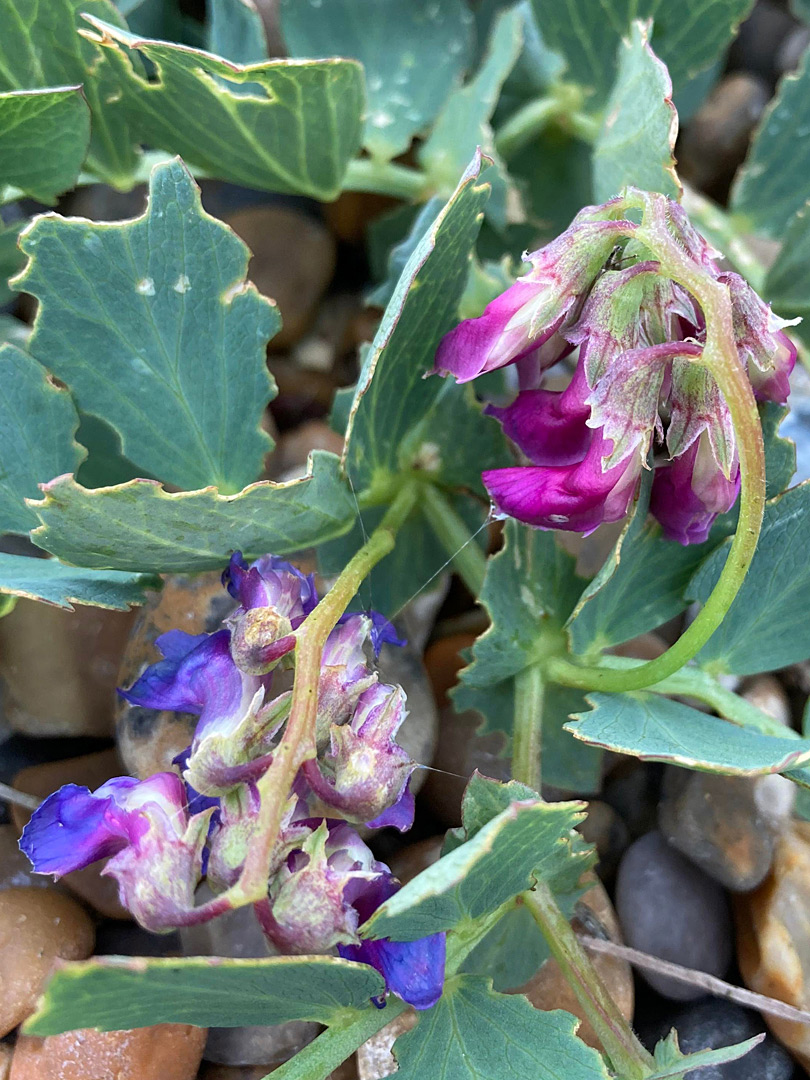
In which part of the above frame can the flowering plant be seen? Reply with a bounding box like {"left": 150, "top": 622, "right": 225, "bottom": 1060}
{"left": 3, "top": 2, "right": 810, "bottom": 1079}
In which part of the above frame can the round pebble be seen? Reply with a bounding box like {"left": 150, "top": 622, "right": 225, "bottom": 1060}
{"left": 615, "top": 831, "right": 732, "bottom": 1000}
{"left": 644, "top": 999, "right": 795, "bottom": 1079}
{"left": 10, "top": 1025, "right": 207, "bottom": 1080}
{"left": 0, "top": 887, "right": 95, "bottom": 1037}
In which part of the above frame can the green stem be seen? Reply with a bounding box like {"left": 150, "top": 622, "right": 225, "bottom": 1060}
{"left": 265, "top": 999, "right": 408, "bottom": 1080}
{"left": 228, "top": 481, "right": 419, "bottom": 906}
{"left": 419, "top": 482, "right": 488, "bottom": 596}
{"left": 494, "top": 85, "right": 599, "bottom": 158}
{"left": 511, "top": 663, "right": 545, "bottom": 791}
{"left": 525, "top": 882, "right": 656, "bottom": 1079}
{"left": 342, "top": 157, "right": 431, "bottom": 201}
{"left": 548, "top": 195, "right": 766, "bottom": 694}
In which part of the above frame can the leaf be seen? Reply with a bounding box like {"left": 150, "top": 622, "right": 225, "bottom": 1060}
{"left": 592, "top": 21, "right": 680, "bottom": 203}
{"left": 281, "top": 0, "right": 474, "bottom": 163}
{"left": 74, "top": 412, "right": 156, "bottom": 489}
{"left": 361, "top": 797, "right": 590, "bottom": 942}
{"left": 317, "top": 493, "right": 487, "bottom": 619}
{"left": 649, "top": 1029, "right": 764, "bottom": 1079}
{"left": 0, "top": 0, "right": 140, "bottom": 186}
{"left": 391, "top": 975, "right": 611, "bottom": 1080}
{"left": 731, "top": 49, "right": 810, "bottom": 237}
{"left": 567, "top": 692, "right": 810, "bottom": 774}
{"left": 0, "top": 87, "right": 90, "bottom": 203}
{"left": 15, "top": 158, "right": 278, "bottom": 494}
{"left": 0, "top": 343, "right": 83, "bottom": 534}
{"left": 29, "top": 452, "right": 356, "bottom": 573}
{"left": 24, "top": 954, "right": 385, "bottom": 1035}
{"left": 534, "top": 0, "right": 753, "bottom": 103}
{"left": 0, "top": 553, "right": 158, "bottom": 610}
{"left": 367, "top": 197, "right": 444, "bottom": 310}
{"left": 83, "top": 17, "right": 365, "bottom": 199}
{"left": 689, "top": 483, "right": 810, "bottom": 675}
{"left": 207, "top": 0, "right": 268, "bottom": 66}
{"left": 342, "top": 149, "right": 491, "bottom": 491}
{"left": 0, "top": 221, "right": 25, "bottom": 306}
{"left": 418, "top": 7, "right": 524, "bottom": 227}
{"left": 453, "top": 519, "right": 585, "bottom": 731}
{"left": 765, "top": 201, "right": 810, "bottom": 340}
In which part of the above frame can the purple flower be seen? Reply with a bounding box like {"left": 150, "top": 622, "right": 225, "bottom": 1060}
{"left": 304, "top": 684, "right": 416, "bottom": 831}
{"left": 20, "top": 773, "right": 215, "bottom": 931}
{"left": 433, "top": 206, "right": 634, "bottom": 384}
{"left": 651, "top": 430, "right": 740, "bottom": 545}
{"left": 339, "top": 874, "right": 446, "bottom": 1011}
{"left": 316, "top": 615, "right": 379, "bottom": 743}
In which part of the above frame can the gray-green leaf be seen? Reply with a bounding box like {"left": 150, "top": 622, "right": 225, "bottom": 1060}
{"left": 0, "top": 87, "right": 90, "bottom": 203}
{"left": 0, "top": 553, "right": 157, "bottom": 610}
{"left": 592, "top": 21, "right": 680, "bottom": 203}
{"left": 567, "top": 692, "right": 810, "bottom": 774}
{"left": 281, "top": 0, "right": 473, "bottom": 163}
{"left": 690, "top": 483, "right": 810, "bottom": 674}
{"left": 24, "top": 954, "right": 385, "bottom": 1035}
{"left": 15, "top": 158, "right": 277, "bottom": 493}
{"left": 84, "top": 17, "right": 364, "bottom": 198}
{"left": 731, "top": 48, "right": 810, "bottom": 237}
{"left": 392, "top": 975, "right": 611, "bottom": 1080}
{"left": 0, "top": 343, "right": 83, "bottom": 534}
{"left": 207, "top": 0, "right": 268, "bottom": 66}
{"left": 29, "top": 452, "right": 355, "bottom": 572}
{"left": 765, "top": 201, "right": 810, "bottom": 340}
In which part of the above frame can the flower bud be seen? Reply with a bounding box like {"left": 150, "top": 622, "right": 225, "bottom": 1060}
{"left": 720, "top": 271, "right": 798, "bottom": 404}
{"left": 316, "top": 615, "right": 378, "bottom": 744}
{"left": 304, "top": 684, "right": 416, "bottom": 831}
{"left": 20, "top": 773, "right": 214, "bottom": 931}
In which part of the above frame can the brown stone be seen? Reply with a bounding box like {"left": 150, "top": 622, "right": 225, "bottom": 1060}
{"left": 388, "top": 836, "right": 444, "bottom": 886}
{"left": 11, "top": 750, "right": 130, "bottom": 919}
{"left": 356, "top": 1010, "right": 417, "bottom": 1080}
{"left": 736, "top": 820, "right": 810, "bottom": 1070}
{"left": 116, "top": 573, "right": 235, "bottom": 779}
{"left": 10, "top": 1025, "right": 207, "bottom": 1080}
{"left": 576, "top": 801, "right": 629, "bottom": 883}
{"left": 274, "top": 421, "right": 345, "bottom": 480}
{"left": 742, "top": 674, "right": 792, "bottom": 729}
{"left": 0, "top": 599, "right": 135, "bottom": 736}
{"left": 0, "top": 824, "right": 65, "bottom": 893}
{"left": 199, "top": 1061, "right": 356, "bottom": 1079}
{"left": 422, "top": 707, "right": 510, "bottom": 827}
{"left": 0, "top": 1044, "right": 12, "bottom": 1080}
{"left": 0, "top": 887, "right": 95, "bottom": 1037}
{"left": 225, "top": 205, "right": 336, "bottom": 349}
{"left": 514, "top": 879, "right": 633, "bottom": 1052}
{"left": 424, "top": 632, "right": 477, "bottom": 710}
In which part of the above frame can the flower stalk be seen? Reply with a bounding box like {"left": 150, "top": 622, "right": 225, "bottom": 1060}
{"left": 419, "top": 481, "right": 489, "bottom": 597}
{"left": 511, "top": 662, "right": 545, "bottom": 792}
{"left": 228, "top": 481, "right": 419, "bottom": 906}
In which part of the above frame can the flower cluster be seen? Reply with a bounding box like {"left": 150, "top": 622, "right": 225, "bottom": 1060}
{"left": 435, "top": 195, "right": 797, "bottom": 545}
{"left": 20, "top": 553, "right": 444, "bottom": 1011}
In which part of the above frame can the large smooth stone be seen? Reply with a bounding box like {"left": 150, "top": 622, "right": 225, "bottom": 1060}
{"left": 615, "top": 831, "right": 732, "bottom": 1000}
{"left": 736, "top": 820, "right": 810, "bottom": 1070}
{"left": 0, "top": 887, "right": 94, "bottom": 1037}
{"left": 10, "top": 1025, "right": 207, "bottom": 1080}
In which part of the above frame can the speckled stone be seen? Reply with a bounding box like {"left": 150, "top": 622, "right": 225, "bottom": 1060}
{"left": 116, "top": 573, "right": 236, "bottom": 779}
{"left": 0, "top": 887, "right": 95, "bottom": 1037}
{"left": 0, "top": 599, "right": 134, "bottom": 736}
{"left": 615, "top": 831, "right": 732, "bottom": 1000}
{"left": 10, "top": 1025, "right": 207, "bottom": 1080}
{"left": 356, "top": 1011, "right": 416, "bottom": 1080}
{"left": 736, "top": 820, "right": 810, "bottom": 1070}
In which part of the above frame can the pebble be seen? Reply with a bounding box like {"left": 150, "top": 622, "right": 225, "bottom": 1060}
{"left": 116, "top": 573, "right": 235, "bottom": 780}
{"left": 777, "top": 24, "right": 810, "bottom": 75}
{"left": 0, "top": 887, "right": 95, "bottom": 1037}
{"left": 356, "top": 1011, "right": 416, "bottom": 1080}
{"left": 11, "top": 749, "right": 130, "bottom": 919}
{"left": 180, "top": 887, "right": 319, "bottom": 1067}
{"left": 199, "top": 1062, "right": 357, "bottom": 1079}
{"left": 615, "top": 831, "right": 732, "bottom": 1000}
{"left": 658, "top": 768, "right": 787, "bottom": 892}
{"left": 387, "top": 836, "right": 444, "bottom": 886}
{"left": 424, "top": 631, "right": 477, "bottom": 710}
{"left": 0, "top": 1045, "right": 10, "bottom": 1080}
{"left": 736, "top": 820, "right": 810, "bottom": 1070}
{"left": 0, "top": 600, "right": 134, "bottom": 737}
{"left": 421, "top": 707, "right": 510, "bottom": 826}
{"left": 577, "top": 800, "right": 630, "bottom": 883}
{"left": 10, "top": 1025, "right": 207, "bottom": 1080}
{"left": 642, "top": 999, "right": 795, "bottom": 1079}
{"left": 741, "top": 674, "right": 792, "bottom": 729}
{"left": 603, "top": 758, "right": 663, "bottom": 839}
{"left": 679, "top": 74, "right": 770, "bottom": 198}
{"left": 376, "top": 640, "right": 438, "bottom": 797}
{"left": 224, "top": 205, "right": 335, "bottom": 350}
{"left": 0, "top": 824, "right": 61, "bottom": 892}
{"left": 727, "top": 1, "right": 797, "bottom": 85}
{"left": 515, "top": 878, "right": 634, "bottom": 1052}
{"left": 273, "top": 421, "right": 345, "bottom": 480}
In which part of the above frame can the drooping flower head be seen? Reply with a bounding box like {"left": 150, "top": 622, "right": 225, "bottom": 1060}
{"left": 435, "top": 190, "right": 797, "bottom": 545}
{"left": 20, "top": 773, "right": 216, "bottom": 931}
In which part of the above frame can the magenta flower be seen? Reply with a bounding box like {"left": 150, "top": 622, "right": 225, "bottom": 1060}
{"left": 20, "top": 773, "right": 217, "bottom": 930}
{"left": 434, "top": 195, "right": 792, "bottom": 545}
